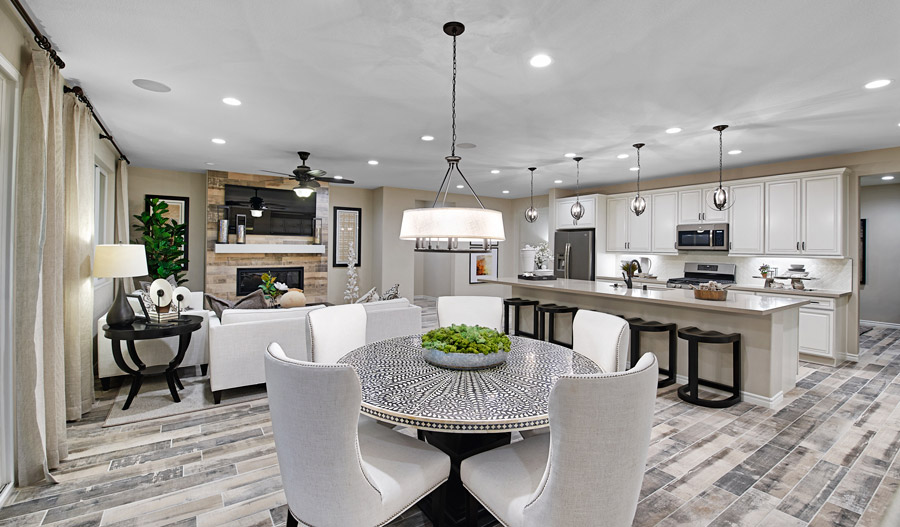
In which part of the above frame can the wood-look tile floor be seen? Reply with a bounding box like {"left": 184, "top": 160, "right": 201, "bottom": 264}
{"left": 1, "top": 322, "right": 899, "bottom": 527}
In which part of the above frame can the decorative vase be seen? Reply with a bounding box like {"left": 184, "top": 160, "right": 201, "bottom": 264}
{"left": 280, "top": 290, "right": 307, "bottom": 308}
{"left": 520, "top": 248, "right": 536, "bottom": 273}
{"left": 422, "top": 348, "right": 508, "bottom": 371}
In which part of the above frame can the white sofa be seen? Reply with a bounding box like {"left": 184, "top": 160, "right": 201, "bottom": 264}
{"left": 208, "top": 297, "right": 422, "bottom": 403}
{"left": 97, "top": 291, "right": 210, "bottom": 390}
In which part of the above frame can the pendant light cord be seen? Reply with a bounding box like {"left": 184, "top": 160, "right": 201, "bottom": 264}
{"left": 450, "top": 34, "right": 457, "bottom": 158}
{"left": 718, "top": 127, "right": 724, "bottom": 187}
{"left": 530, "top": 171, "right": 534, "bottom": 208}
{"left": 575, "top": 159, "right": 581, "bottom": 198}
{"left": 636, "top": 146, "right": 641, "bottom": 195}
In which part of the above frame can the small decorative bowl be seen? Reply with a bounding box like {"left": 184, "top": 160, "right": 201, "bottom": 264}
{"left": 422, "top": 347, "right": 508, "bottom": 370}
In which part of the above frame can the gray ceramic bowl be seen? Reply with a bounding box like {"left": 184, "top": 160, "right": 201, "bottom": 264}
{"left": 422, "top": 347, "right": 509, "bottom": 371}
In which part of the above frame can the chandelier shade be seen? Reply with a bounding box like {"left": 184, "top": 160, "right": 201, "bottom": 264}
{"left": 399, "top": 207, "right": 505, "bottom": 241}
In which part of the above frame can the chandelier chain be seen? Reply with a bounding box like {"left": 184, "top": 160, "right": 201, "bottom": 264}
{"left": 530, "top": 170, "right": 534, "bottom": 208}
{"left": 451, "top": 34, "right": 457, "bottom": 157}
{"left": 718, "top": 127, "right": 724, "bottom": 186}
{"left": 575, "top": 159, "right": 580, "bottom": 198}
{"left": 636, "top": 146, "right": 641, "bottom": 195}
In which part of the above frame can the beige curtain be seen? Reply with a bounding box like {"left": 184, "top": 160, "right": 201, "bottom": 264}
{"left": 63, "top": 94, "right": 95, "bottom": 420}
{"left": 15, "top": 50, "right": 66, "bottom": 485}
{"left": 114, "top": 158, "right": 129, "bottom": 243}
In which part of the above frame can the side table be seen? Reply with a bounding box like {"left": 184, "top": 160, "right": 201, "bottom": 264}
{"left": 103, "top": 315, "right": 204, "bottom": 410}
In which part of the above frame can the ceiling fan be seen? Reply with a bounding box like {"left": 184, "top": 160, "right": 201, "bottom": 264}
{"left": 262, "top": 151, "right": 355, "bottom": 197}
{"left": 225, "top": 188, "right": 288, "bottom": 217}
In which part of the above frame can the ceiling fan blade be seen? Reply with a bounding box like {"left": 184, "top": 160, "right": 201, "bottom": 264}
{"left": 261, "top": 170, "right": 293, "bottom": 177}
{"left": 307, "top": 169, "right": 327, "bottom": 177}
{"left": 315, "top": 176, "right": 355, "bottom": 184}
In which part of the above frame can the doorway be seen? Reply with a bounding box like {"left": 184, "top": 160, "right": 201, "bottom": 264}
{"left": 859, "top": 173, "right": 900, "bottom": 326}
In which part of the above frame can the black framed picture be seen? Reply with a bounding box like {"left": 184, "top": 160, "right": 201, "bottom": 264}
{"left": 333, "top": 206, "right": 362, "bottom": 267}
{"left": 146, "top": 194, "right": 190, "bottom": 270}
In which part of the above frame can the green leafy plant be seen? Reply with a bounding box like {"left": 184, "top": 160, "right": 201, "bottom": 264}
{"left": 422, "top": 324, "right": 511, "bottom": 355}
{"left": 759, "top": 263, "right": 771, "bottom": 276}
{"left": 621, "top": 261, "right": 639, "bottom": 275}
{"left": 133, "top": 197, "right": 188, "bottom": 284}
{"left": 258, "top": 272, "right": 285, "bottom": 299}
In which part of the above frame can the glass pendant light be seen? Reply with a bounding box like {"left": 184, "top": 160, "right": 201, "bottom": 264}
{"left": 398, "top": 22, "right": 506, "bottom": 252}
{"left": 570, "top": 157, "right": 585, "bottom": 221}
{"left": 711, "top": 124, "right": 731, "bottom": 211}
{"left": 630, "top": 143, "right": 646, "bottom": 216}
{"left": 524, "top": 167, "right": 539, "bottom": 223}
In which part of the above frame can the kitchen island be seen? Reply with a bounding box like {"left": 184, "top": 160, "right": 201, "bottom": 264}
{"left": 485, "top": 276, "right": 811, "bottom": 408}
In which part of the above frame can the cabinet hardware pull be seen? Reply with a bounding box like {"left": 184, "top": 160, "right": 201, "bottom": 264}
{"left": 802, "top": 241, "right": 806, "bottom": 250}
{"left": 796, "top": 241, "right": 800, "bottom": 250}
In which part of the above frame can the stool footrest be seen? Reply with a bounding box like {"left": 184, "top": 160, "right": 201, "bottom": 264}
{"left": 677, "top": 379, "right": 741, "bottom": 409}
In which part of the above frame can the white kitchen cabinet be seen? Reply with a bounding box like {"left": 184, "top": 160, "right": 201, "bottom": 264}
{"left": 556, "top": 195, "right": 597, "bottom": 230}
{"left": 801, "top": 174, "right": 842, "bottom": 255}
{"left": 702, "top": 187, "right": 730, "bottom": 222}
{"left": 765, "top": 179, "right": 802, "bottom": 254}
{"left": 678, "top": 187, "right": 728, "bottom": 223}
{"left": 606, "top": 197, "right": 628, "bottom": 251}
{"left": 650, "top": 191, "right": 678, "bottom": 253}
{"left": 627, "top": 204, "right": 652, "bottom": 252}
{"left": 799, "top": 307, "right": 834, "bottom": 358}
{"left": 728, "top": 182, "right": 764, "bottom": 255}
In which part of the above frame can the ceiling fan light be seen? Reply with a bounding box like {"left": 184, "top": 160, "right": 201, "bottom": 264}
{"left": 250, "top": 209, "right": 263, "bottom": 218}
{"left": 399, "top": 208, "right": 505, "bottom": 241}
{"left": 293, "top": 185, "right": 315, "bottom": 198}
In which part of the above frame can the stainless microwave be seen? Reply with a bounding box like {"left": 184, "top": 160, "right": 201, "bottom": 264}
{"left": 675, "top": 223, "right": 729, "bottom": 251}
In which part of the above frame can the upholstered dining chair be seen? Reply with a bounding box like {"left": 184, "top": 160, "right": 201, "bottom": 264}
{"left": 306, "top": 303, "right": 367, "bottom": 363}
{"left": 265, "top": 343, "right": 452, "bottom": 527}
{"left": 437, "top": 296, "right": 503, "bottom": 330}
{"left": 461, "top": 353, "right": 658, "bottom": 527}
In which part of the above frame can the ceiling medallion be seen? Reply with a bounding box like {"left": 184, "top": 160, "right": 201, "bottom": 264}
{"left": 398, "top": 22, "right": 505, "bottom": 253}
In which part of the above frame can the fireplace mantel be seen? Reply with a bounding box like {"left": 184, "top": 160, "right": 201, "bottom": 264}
{"left": 214, "top": 244, "right": 325, "bottom": 254}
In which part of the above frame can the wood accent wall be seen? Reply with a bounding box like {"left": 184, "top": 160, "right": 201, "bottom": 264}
{"left": 205, "top": 170, "right": 329, "bottom": 303}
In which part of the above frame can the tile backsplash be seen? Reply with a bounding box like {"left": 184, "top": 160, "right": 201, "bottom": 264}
{"left": 599, "top": 253, "right": 852, "bottom": 291}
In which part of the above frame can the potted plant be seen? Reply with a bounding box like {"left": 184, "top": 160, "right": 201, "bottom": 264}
{"left": 133, "top": 198, "right": 188, "bottom": 284}
{"left": 421, "top": 324, "right": 512, "bottom": 370}
{"left": 258, "top": 272, "right": 288, "bottom": 306}
{"left": 759, "top": 263, "right": 771, "bottom": 278}
{"left": 534, "top": 242, "right": 551, "bottom": 270}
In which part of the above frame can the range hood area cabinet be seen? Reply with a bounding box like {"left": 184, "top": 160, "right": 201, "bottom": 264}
{"left": 606, "top": 196, "right": 651, "bottom": 252}
{"left": 764, "top": 170, "right": 846, "bottom": 256}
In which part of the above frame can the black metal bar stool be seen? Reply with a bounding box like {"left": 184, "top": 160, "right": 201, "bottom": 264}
{"left": 625, "top": 317, "right": 677, "bottom": 388}
{"left": 676, "top": 327, "right": 742, "bottom": 408}
{"left": 503, "top": 298, "right": 539, "bottom": 338}
{"left": 536, "top": 304, "right": 578, "bottom": 348}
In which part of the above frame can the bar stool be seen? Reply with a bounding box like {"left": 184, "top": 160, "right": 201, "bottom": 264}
{"left": 625, "top": 317, "right": 677, "bottom": 388}
{"left": 536, "top": 304, "right": 578, "bottom": 348}
{"left": 503, "top": 298, "right": 539, "bottom": 338}
{"left": 676, "top": 327, "right": 742, "bottom": 408}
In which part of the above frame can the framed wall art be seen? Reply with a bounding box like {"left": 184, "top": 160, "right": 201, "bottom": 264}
{"left": 469, "top": 248, "right": 499, "bottom": 284}
{"left": 145, "top": 194, "right": 189, "bottom": 270}
{"left": 333, "top": 206, "right": 362, "bottom": 267}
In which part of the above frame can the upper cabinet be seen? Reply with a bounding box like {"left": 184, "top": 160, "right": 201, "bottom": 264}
{"left": 728, "top": 182, "right": 765, "bottom": 255}
{"left": 678, "top": 187, "right": 729, "bottom": 224}
{"left": 650, "top": 192, "right": 678, "bottom": 253}
{"left": 605, "top": 194, "right": 653, "bottom": 253}
{"left": 556, "top": 195, "right": 597, "bottom": 230}
{"left": 606, "top": 197, "right": 629, "bottom": 251}
{"left": 765, "top": 179, "right": 802, "bottom": 254}
{"left": 764, "top": 171, "right": 845, "bottom": 256}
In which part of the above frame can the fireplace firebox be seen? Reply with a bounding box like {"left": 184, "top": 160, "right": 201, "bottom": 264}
{"left": 236, "top": 267, "right": 304, "bottom": 296}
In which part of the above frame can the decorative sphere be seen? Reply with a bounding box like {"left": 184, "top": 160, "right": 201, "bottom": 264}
{"left": 712, "top": 186, "right": 729, "bottom": 210}
{"left": 524, "top": 207, "right": 539, "bottom": 223}
{"left": 570, "top": 200, "right": 585, "bottom": 220}
{"left": 630, "top": 195, "right": 647, "bottom": 216}
{"left": 279, "top": 290, "right": 307, "bottom": 308}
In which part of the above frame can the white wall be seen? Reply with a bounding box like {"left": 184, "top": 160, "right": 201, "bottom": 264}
{"left": 327, "top": 186, "right": 375, "bottom": 304}
{"left": 860, "top": 183, "right": 900, "bottom": 324}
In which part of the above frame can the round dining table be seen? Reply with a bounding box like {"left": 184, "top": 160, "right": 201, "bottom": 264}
{"left": 338, "top": 333, "right": 601, "bottom": 526}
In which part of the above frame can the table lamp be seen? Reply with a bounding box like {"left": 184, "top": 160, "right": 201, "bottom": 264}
{"left": 93, "top": 244, "right": 149, "bottom": 327}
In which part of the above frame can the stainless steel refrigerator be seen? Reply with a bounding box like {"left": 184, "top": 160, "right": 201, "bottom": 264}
{"left": 554, "top": 229, "right": 595, "bottom": 280}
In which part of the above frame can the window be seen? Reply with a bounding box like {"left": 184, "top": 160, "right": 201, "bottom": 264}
{"left": 93, "top": 165, "right": 113, "bottom": 285}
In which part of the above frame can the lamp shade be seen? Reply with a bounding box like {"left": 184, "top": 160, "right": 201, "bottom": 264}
{"left": 399, "top": 207, "right": 506, "bottom": 241}
{"left": 93, "top": 244, "right": 149, "bottom": 278}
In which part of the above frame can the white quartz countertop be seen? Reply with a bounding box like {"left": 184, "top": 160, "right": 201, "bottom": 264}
{"left": 595, "top": 275, "right": 850, "bottom": 298}
{"left": 488, "top": 277, "right": 810, "bottom": 316}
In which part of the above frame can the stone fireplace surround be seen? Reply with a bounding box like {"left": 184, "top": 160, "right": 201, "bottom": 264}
{"left": 205, "top": 170, "right": 328, "bottom": 303}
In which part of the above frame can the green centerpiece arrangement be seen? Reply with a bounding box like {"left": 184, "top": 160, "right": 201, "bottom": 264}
{"left": 421, "top": 324, "right": 512, "bottom": 370}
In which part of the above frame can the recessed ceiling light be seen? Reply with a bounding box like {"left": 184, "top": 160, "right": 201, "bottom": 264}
{"left": 502, "top": 190, "right": 510, "bottom": 194}
{"left": 630, "top": 166, "right": 639, "bottom": 171}
{"left": 205, "top": 162, "right": 215, "bottom": 166}
{"left": 883, "top": 175, "right": 896, "bottom": 181}
{"left": 617, "top": 154, "right": 629, "bottom": 159}
{"left": 728, "top": 149, "right": 743, "bottom": 155}
{"left": 665, "top": 127, "right": 682, "bottom": 134}
{"left": 554, "top": 179, "right": 563, "bottom": 184}
{"left": 222, "top": 97, "right": 241, "bottom": 106}
{"left": 530, "top": 54, "right": 552, "bottom": 68}
{"left": 368, "top": 160, "right": 379, "bottom": 165}
{"left": 211, "top": 138, "right": 226, "bottom": 144}
{"left": 421, "top": 135, "right": 434, "bottom": 141}
{"left": 564, "top": 153, "right": 577, "bottom": 158}
{"left": 491, "top": 170, "right": 500, "bottom": 174}
{"left": 865, "top": 79, "right": 892, "bottom": 89}
{"left": 333, "top": 175, "right": 343, "bottom": 180}
{"left": 132, "top": 78, "right": 171, "bottom": 92}
{"left": 456, "top": 184, "right": 464, "bottom": 189}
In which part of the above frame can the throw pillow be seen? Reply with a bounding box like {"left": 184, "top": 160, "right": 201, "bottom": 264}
{"left": 355, "top": 287, "right": 380, "bottom": 304}
{"left": 205, "top": 289, "right": 271, "bottom": 320}
{"left": 204, "top": 293, "right": 232, "bottom": 320}
{"left": 382, "top": 283, "right": 400, "bottom": 300}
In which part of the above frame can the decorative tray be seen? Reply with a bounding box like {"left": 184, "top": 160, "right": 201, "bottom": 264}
{"left": 518, "top": 274, "right": 557, "bottom": 281}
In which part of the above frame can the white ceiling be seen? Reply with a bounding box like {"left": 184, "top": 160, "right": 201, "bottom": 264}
{"left": 23, "top": 0, "right": 900, "bottom": 198}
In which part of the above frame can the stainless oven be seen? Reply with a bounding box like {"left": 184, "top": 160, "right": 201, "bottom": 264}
{"left": 675, "top": 223, "right": 729, "bottom": 251}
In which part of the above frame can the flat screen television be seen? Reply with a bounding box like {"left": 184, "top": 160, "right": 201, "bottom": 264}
{"left": 224, "top": 185, "right": 316, "bottom": 236}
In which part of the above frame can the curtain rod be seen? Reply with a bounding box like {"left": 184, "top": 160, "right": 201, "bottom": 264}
{"left": 10, "top": 0, "right": 130, "bottom": 164}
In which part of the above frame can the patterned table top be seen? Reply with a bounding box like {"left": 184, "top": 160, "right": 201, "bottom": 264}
{"left": 338, "top": 334, "right": 601, "bottom": 433}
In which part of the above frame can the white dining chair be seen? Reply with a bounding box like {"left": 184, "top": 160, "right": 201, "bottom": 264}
{"left": 306, "top": 303, "right": 367, "bottom": 363}
{"left": 461, "top": 353, "right": 658, "bottom": 527}
{"left": 265, "top": 343, "right": 451, "bottom": 527}
{"left": 437, "top": 296, "right": 503, "bottom": 330}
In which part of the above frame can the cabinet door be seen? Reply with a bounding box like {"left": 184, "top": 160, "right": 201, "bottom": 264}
{"left": 728, "top": 182, "right": 764, "bottom": 255}
{"left": 627, "top": 199, "right": 652, "bottom": 252}
{"left": 606, "top": 197, "right": 628, "bottom": 251}
{"left": 765, "top": 179, "right": 801, "bottom": 254}
{"left": 650, "top": 192, "right": 678, "bottom": 253}
{"left": 702, "top": 187, "right": 730, "bottom": 222}
{"left": 556, "top": 197, "right": 577, "bottom": 229}
{"left": 799, "top": 308, "right": 833, "bottom": 358}
{"left": 801, "top": 175, "right": 842, "bottom": 256}
{"left": 576, "top": 196, "right": 597, "bottom": 229}
{"left": 678, "top": 189, "right": 703, "bottom": 223}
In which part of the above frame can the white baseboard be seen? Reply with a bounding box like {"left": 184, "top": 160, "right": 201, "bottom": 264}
{"left": 860, "top": 320, "right": 900, "bottom": 329}
{"left": 674, "top": 374, "right": 784, "bottom": 409}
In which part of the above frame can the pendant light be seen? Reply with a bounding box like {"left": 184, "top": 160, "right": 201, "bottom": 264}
{"left": 398, "top": 22, "right": 506, "bottom": 252}
{"left": 524, "top": 167, "right": 539, "bottom": 223}
{"left": 570, "top": 157, "right": 585, "bottom": 221}
{"left": 711, "top": 124, "right": 731, "bottom": 210}
{"left": 630, "top": 143, "right": 646, "bottom": 216}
